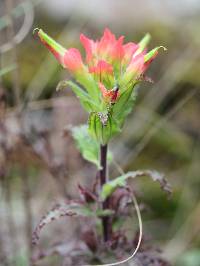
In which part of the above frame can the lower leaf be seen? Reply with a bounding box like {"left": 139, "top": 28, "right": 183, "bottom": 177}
{"left": 32, "top": 201, "right": 94, "bottom": 245}
{"left": 101, "top": 170, "right": 172, "bottom": 201}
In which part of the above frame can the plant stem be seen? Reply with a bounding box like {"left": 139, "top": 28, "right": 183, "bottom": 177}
{"left": 99, "top": 144, "right": 111, "bottom": 242}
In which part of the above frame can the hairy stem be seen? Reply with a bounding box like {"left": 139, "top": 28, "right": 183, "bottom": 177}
{"left": 99, "top": 144, "right": 111, "bottom": 242}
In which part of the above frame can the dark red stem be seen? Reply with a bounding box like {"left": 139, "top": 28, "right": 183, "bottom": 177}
{"left": 99, "top": 144, "right": 111, "bottom": 242}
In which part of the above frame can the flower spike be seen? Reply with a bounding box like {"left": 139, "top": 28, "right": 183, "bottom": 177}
{"left": 34, "top": 27, "right": 166, "bottom": 143}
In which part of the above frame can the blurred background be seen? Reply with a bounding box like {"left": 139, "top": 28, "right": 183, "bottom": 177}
{"left": 0, "top": 0, "right": 200, "bottom": 265}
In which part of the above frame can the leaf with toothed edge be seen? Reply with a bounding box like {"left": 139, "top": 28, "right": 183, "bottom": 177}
{"left": 32, "top": 202, "right": 94, "bottom": 245}
{"left": 101, "top": 170, "right": 172, "bottom": 201}
{"left": 32, "top": 201, "right": 114, "bottom": 245}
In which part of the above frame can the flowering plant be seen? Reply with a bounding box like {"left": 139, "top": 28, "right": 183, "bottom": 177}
{"left": 32, "top": 28, "right": 170, "bottom": 265}
{"left": 34, "top": 28, "right": 166, "bottom": 144}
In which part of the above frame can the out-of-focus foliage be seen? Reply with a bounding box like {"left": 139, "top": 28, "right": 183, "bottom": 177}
{"left": 176, "top": 250, "right": 200, "bottom": 266}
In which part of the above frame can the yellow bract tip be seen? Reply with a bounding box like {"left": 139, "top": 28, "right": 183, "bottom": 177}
{"left": 33, "top": 28, "right": 40, "bottom": 36}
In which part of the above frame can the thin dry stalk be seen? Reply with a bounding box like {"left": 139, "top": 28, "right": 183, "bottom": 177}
{"left": 21, "top": 168, "right": 33, "bottom": 263}
{"left": 5, "top": 0, "right": 20, "bottom": 105}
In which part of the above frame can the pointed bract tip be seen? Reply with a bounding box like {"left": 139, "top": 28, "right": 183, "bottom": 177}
{"left": 144, "top": 45, "right": 167, "bottom": 62}
{"left": 155, "top": 45, "right": 167, "bottom": 52}
{"left": 33, "top": 28, "right": 40, "bottom": 36}
{"left": 160, "top": 46, "right": 167, "bottom": 51}
{"left": 134, "top": 33, "right": 151, "bottom": 57}
{"left": 56, "top": 80, "right": 68, "bottom": 91}
{"left": 141, "top": 33, "right": 151, "bottom": 42}
{"left": 139, "top": 33, "right": 151, "bottom": 48}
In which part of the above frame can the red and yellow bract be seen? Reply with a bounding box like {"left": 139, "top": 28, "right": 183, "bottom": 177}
{"left": 34, "top": 28, "right": 165, "bottom": 104}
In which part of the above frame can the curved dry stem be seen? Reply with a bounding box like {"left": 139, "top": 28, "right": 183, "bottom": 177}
{"left": 0, "top": 1, "right": 34, "bottom": 53}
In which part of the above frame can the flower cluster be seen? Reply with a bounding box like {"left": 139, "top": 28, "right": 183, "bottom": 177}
{"left": 34, "top": 28, "right": 165, "bottom": 144}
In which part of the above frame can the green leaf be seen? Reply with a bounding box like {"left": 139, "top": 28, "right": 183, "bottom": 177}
{"left": 71, "top": 125, "right": 112, "bottom": 169}
{"left": 76, "top": 72, "right": 101, "bottom": 104}
{"left": 101, "top": 170, "right": 172, "bottom": 200}
{"left": 88, "top": 112, "right": 119, "bottom": 145}
{"left": 71, "top": 124, "right": 100, "bottom": 168}
{"left": 112, "top": 85, "right": 137, "bottom": 127}
{"left": 58, "top": 80, "right": 100, "bottom": 112}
